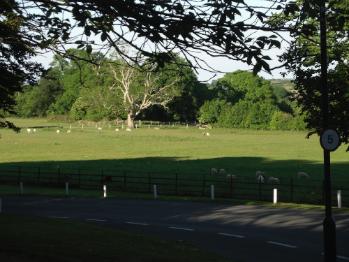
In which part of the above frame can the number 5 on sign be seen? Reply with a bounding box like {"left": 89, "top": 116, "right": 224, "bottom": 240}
{"left": 320, "top": 129, "right": 341, "bottom": 151}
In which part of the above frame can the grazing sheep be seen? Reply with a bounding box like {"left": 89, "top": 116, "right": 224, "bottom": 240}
{"left": 219, "top": 168, "right": 226, "bottom": 175}
{"left": 115, "top": 128, "right": 120, "bottom": 132}
{"left": 268, "top": 176, "right": 280, "bottom": 184}
{"left": 56, "top": 130, "right": 60, "bottom": 134}
{"left": 26, "top": 128, "right": 32, "bottom": 134}
{"left": 210, "top": 168, "right": 218, "bottom": 175}
{"left": 97, "top": 127, "right": 102, "bottom": 133}
{"left": 154, "top": 127, "right": 160, "bottom": 130}
{"left": 67, "top": 129, "right": 71, "bottom": 134}
{"left": 226, "top": 174, "right": 236, "bottom": 180}
{"left": 33, "top": 128, "right": 37, "bottom": 133}
{"left": 297, "top": 171, "right": 310, "bottom": 179}
{"left": 256, "top": 170, "right": 265, "bottom": 183}
{"left": 126, "top": 128, "right": 132, "bottom": 132}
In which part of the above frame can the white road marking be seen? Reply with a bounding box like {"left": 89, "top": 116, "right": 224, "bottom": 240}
{"left": 49, "top": 216, "right": 69, "bottom": 219}
{"left": 267, "top": 241, "right": 297, "bottom": 249}
{"left": 125, "top": 221, "right": 149, "bottom": 226}
{"left": 218, "top": 232, "right": 245, "bottom": 239}
{"left": 24, "top": 199, "right": 63, "bottom": 205}
{"left": 86, "top": 219, "right": 106, "bottom": 222}
{"left": 337, "top": 255, "right": 349, "bottom": 261}
{"left": 321, "top": 253, "right": 349, "bottom": 261}
{"left": 168, "top": 226, "right": 194, "bottom": 231}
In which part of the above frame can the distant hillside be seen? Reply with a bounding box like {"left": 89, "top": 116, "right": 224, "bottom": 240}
{"left": 270, "top": 79, "right": 294, "bottom": 92}
{"left": 269, "top": 79, "right": 295, "bottom": 102}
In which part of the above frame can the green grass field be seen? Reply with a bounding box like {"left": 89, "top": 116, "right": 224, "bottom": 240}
{"left": 0, "top": 118, "right": 348, "bottom": 181}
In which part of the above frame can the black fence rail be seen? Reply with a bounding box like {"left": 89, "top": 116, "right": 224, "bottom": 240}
{"left": 0, "top": 166, "right": 348, "bottom": 207}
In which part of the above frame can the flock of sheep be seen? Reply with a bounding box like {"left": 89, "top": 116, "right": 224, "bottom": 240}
{"left": 24, "top": 122, "right": 214, "bottom": 135}
{"left": 210, "top": 168, "right": 310, "bottom": 184}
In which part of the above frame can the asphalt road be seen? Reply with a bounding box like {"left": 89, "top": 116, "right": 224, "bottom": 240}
{"left": 2, "top": 196, "right": 349, "bottom": 262}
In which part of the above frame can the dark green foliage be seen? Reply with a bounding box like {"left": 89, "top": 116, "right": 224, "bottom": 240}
{"left": 0, "top": 0, "right": 42, "bottom": 129}
{"left": 198, "top": 70, "right": 306, "bottom": 130}
{"left": 280, "top": 0, "right": 349, "bottom": 147}
{"left": 198, "top": 99, "right": 229, "bottom": 124}
{"left": 15, "top": 69, "right": 63, "bottom": 117}
{"left": 218, "top": 101, "right": 278, "bottom": 129}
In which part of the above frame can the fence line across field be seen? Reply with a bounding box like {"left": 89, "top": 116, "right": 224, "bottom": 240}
{"left": 0, "top": 166, "right": 347, "bottom": 207}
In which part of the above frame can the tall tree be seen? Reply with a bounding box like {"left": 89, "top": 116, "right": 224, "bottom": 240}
{"left": 1, "top": 0, "right": 289, "bottom": 130}
{"left": 278, "top": 0, "right": 349, "bottom": 149}
{"left": 108, "top": 60, "right": 181, "bottom": 128}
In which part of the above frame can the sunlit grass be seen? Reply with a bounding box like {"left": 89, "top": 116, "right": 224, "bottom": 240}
{"left": 0, "top": 118, "right": 348, "bottom": 181}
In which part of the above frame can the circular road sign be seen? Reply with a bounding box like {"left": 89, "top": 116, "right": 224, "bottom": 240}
{"left": 320, "top": 129, "right": 341, "bottom": 151}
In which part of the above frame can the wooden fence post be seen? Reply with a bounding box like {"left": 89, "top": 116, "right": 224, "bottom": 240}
{"left": 290, "top": 177, "right": 294, "bottom": 202}
{"left": 123, "top": 171, "right": 127, "bottom": 189}
{"left": 202, "top": 174, "right": 206, "bottom": 196}
{"left": 175, "top": 173, "right": 178, "bottom": 195}
{"left": 258, "top": 180, "right": 262, "bottom": 201}
{"left": 230, "top": 175, "right": 233, "bottom": 197}
{"left": 78, "top": 168, "right": 81, "bottom": 188}
{"left": 148, "top": 173, "right": 151, "bottom": 193}
{"left": 37, "top": 167, "right": 41, "bottom": 184}
{"left": 18, "top": 166, "right": 22, "bottom": 183}
{"left": 57, "top": 166, "right": 61, "bottom": 183}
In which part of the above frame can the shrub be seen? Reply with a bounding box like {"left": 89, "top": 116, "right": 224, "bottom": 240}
{"left": 198, "top": 99, "right": 228, "bottom": 124}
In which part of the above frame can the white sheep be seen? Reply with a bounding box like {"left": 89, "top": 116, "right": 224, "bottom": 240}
{"left": 67, "top": 129, "right": 71, "bottom": 134}
{"left": 126, "top": 128, "right": 132, "bottom": 132}
{"left": 219, "top": 168, "right": 226, "bottom": 175}
{"left": 226, "top": 174, "right": 236, "bottom": 180}
{"left": 268, "top": 176, "right": 280, "bottom": 184}
{"left": 56, "top": 130, "right": 60, "bottom": 134}
{"left": 26, "top": 128, "right": 32, "bottom": 134}
{"left": 115, "top": 128, "right": 120, "bottom": 132}
{"left": 210, "top": 168, "right": 218, "bottom": 175}
{"left": 256, "top": 170, "right": 265, "bottom": 183}
{"left": 297, "top": 171, "right": 310, "bottom": 179}
{"left": 202, "top": 132, "right": 210, "bottom": 136}
{"left": 154, "top": 127, "right": 160, "bottom": 130}
{"left": 33, "top": 128, "right": 37, "bottom": 133}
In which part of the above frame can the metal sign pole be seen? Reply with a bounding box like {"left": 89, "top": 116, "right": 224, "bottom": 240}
{"left": 320, "top": 1, "right": 336, "bottom": 261}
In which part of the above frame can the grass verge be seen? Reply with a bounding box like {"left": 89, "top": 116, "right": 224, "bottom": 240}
{"left": 1, "top": 184, "right": 348, "bottom": 213}
{"left": 0, "top": 214, "right": 230, "bottom": 262}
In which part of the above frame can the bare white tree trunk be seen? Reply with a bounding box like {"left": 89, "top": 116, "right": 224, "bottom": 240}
{"left": 127, "top": 112, "right": 135, "bottom": 128}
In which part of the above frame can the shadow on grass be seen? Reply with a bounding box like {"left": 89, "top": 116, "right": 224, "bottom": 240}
{"left": 0, "top": 156, "right": 348, "bottom": 181}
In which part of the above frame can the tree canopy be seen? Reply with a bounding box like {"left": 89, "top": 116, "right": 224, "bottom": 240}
{"left": 278, "top": 0, "right": 349, "bottom": 148}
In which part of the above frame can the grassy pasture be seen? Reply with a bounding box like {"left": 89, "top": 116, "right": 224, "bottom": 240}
{"left": 0, "top": 118, "right": 348, "bottom": 181}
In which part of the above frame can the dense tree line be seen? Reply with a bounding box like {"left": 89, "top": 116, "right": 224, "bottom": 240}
{"left": 198, "top": 71, "right": 306, "bottom": 130}
{"left": 15, "top": 51, "right": 305, "bottom": 130}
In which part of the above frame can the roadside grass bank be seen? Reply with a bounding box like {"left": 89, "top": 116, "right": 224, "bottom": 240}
{"left": 0, "top": 214, "right": 230, "bottom": 262}
{"left": 1, "top": 184, "right": 348, "bottom": 213}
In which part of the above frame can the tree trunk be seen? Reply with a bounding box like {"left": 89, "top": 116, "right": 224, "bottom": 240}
{"left": 127, "top": 112, "right": 135, "bottom": 128}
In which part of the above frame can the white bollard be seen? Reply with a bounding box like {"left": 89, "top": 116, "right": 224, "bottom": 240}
{"left": 103, "top": 184, "right": 107, "bottom": 198}
{"left": 65, "top": 182, "right": 69, "bottom": 196}
{"left": 211, "top": 185, "right": 215, "bottom": 200}
{"left": 273, "top": 188, "right": 278, "bottom": 204}
{"left": 337, "top": 190, "right": 342, "bottom": 209}
{"left": 19, "top": 182, "right": 24, "bottom": 195}
{"left": 153, "top": 184, "right": 158, "bottom": 199}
